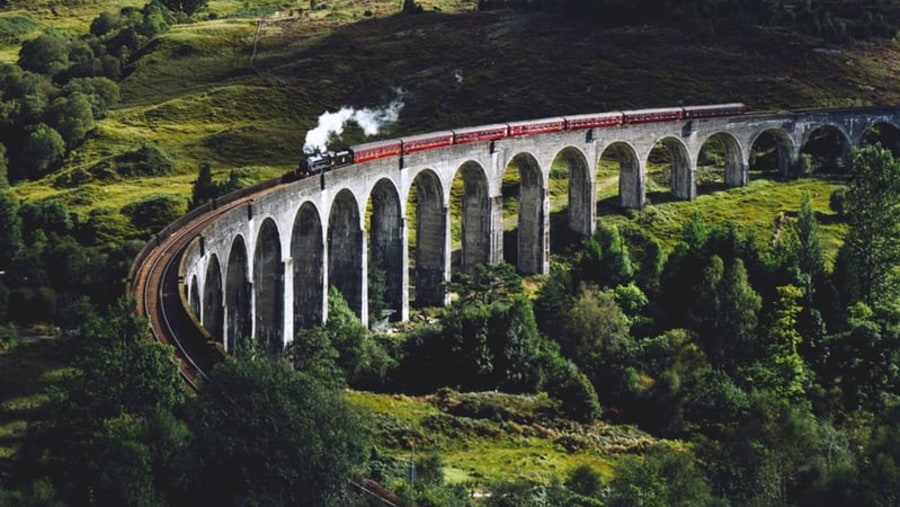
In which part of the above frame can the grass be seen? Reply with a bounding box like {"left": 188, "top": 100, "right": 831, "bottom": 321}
{"left": 0, "top": 331, "right": 69, "bottom": 464}
{"left": 346, "top": 389, "right": 657, "bottom": 486}
{"left": 6, "top": 0, "right": 900, "bottom": 220}
{"left": 601, "top": 175, "right": 846, "bottom": 262}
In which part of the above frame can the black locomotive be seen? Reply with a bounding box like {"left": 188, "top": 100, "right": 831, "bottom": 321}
{"left": 285, "top": 148, "right": 353, "bottom": 182}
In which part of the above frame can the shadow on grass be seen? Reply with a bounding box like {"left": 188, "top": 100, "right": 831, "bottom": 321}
{"left": 0, "top": 337, "right": 68, "bottom": 469}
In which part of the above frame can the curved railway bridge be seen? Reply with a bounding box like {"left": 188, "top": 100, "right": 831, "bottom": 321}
{"left": 127, "top": 105, "right": 900, "bottom": 383}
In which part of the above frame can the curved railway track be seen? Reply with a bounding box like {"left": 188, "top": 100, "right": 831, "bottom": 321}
{"left": 127, "top": 193, "right": 262, "bottom": 390}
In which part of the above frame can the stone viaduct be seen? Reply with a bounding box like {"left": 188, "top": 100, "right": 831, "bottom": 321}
{"left": 177, "top": 106, "right": 900, "bottom": 355}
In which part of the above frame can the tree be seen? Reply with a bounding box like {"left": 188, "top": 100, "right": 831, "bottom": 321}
{"left": 17, "top": 34, "right": 70, "bottom": 75}
{"left": 190, "top": 162, "right": 217, "bottom": 209}
{"left": 571, "top": 225, "right": 634, "bottom": 289}
{"left": 443, "top": 261, "right": 522, "bottom": 304}
{"left": 190, "top": 356, "right": 368, "bottom": 507}
{"left": 22, "top": 123, "right": 65, "bottom": 179}
{"left": 120, "top": 193, "right": 187, "bottom": 235}
{"left": 566, "top": 464, "right": 603, "bottom": 498}
{"left": 160, "top": 0, "right": 208, "bottom": 15}
{"left": 13, "top": 298, "right": 185, "bottom": 505}
{"left": 0, "top": 142, "right": 8, "bottom": 188}
{"left": 323, "top": 286, "right": 393, "bottom": 388}
{"left": 46, "top": 92, "right": 94, "bottom": 148}
{"left": 794, "top": 194, "right": 826, "bottom": 279}
{"left": 688, "top": 256, "right": 761, "bottom": 372}
{"left": 0, "top": 191, "right": 22, "bottom": 271}
{"left": 747, "top": 284, "right": 811, "bottom": 401}
{"left": 62, "top": 77, "right": 120, "bottom": 119}
{"left": 607, "top": 447, "right": 720, "bottom": 507}
{"left": 90, "top": 11, "right": 120, "bottom": 37}
{"left": 842, "top": 143, "right": 900, "bottom": 305}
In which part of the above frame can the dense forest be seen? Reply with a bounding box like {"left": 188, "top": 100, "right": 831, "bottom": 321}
{"left": 1, "top": 0, "right": 900, "bottom": 505}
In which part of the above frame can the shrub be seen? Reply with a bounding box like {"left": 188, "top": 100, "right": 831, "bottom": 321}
{"left": 120, "top": 194, "right": 187, "bottom": 235}
{"left": 544, "top": 357, "right": 602, "bottom": 423}
{"left": 114, "top": 144, "right": 174, "bottom": 178}
{"left": 22, "top": 123, "right": 66, "bottom": 179}
{"left": 18, "top": 33, "right": 70, "bottom": 75}
{"left": 829, "top": 186, "right": 848, "bottom": 217}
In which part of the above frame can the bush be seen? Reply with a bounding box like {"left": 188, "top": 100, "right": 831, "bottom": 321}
{"left": 93, "top": 144, "right": 175, "bottom": 179}
{"left": 120, "top": 194, "right": 187, "bottom": 235}
{"left": 18, "top": 33, "right": 70, "bottom": 75}
{"left": 544, "top": 358, "right": 602, "bottom": 423}
{"left": 22, "top": 123, "right": 66, "bottom": 179}
{"left": 829, "top": 186, "right": 848, "bottom": 217}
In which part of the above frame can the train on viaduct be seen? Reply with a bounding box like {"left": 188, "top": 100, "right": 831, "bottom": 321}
{"left": 127, "top": 103, "right": 900, "bottom": 381}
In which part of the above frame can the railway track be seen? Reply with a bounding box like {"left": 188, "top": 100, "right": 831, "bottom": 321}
{"left": 127, "top": 189, "right": 268, "bottom": 390}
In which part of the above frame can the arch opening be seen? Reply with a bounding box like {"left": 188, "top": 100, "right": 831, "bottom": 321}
{"left": 749, "top": 129, "right": 794, "bottom": 179}
{"left": 549, "top": 147, "right": 591, "bottom": 248}
{"left": 502, "top": 153, "right": 546, "bottom": 274}
{"left": 253, "top": 218, "right": 284, "bottom": 355}
{"left": 599, "top": 142, "right": 643, "bottom": 210}
{"left": 189, "top": 275, "right": 201, "bottom": 321}
{"left": 697, "top": 132, "right": 744, "bottom": 194}
{"left": 646, "top": 137, "right": 692, "bottom": 203}
{"left": 367, "top": 179, "right": 403, "bottom": 324}
{"left": 328, "top": 190, "right": 363, "bottom": 319}
{"left": 800, "top": 125, "right": 850, "bottom": 175}
{"left": 450, "top": 162, "right": 491, "bottom": 275}
{"left": 407, "top": 170, "right": 447, "bottom": 308}
{"left": 291, "top": 203, "right": 324, "bottom": 332}
{"left": 860, "top": 122, "right": 900, "bottom": 158}
{"left": 225, "top": 237, "right": 251, "bottom": 354}
{"left": 203, "top": 255, "right": 224, "bottom": 343}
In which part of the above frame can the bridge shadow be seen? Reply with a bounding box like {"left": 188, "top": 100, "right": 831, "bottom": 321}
{"left": 696, "top": 182, "right": 729, "bottom": 195}
{"left": 645, "top": 191, "right": 681, "bottom": 206}
{"left": 548, "top": 209, "right": 586, "bottom": 256}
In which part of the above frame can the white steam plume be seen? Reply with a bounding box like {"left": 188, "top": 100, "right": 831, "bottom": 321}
{"left": 302, "top": 89, "right": 405, "bottom": 154}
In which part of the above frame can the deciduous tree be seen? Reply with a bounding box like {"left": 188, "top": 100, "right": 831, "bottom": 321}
{"left": 160, "top": 0, "right": 208, "bottom": 15}
{"left": 191, "top": 356, "right": 368, "bottom": 507}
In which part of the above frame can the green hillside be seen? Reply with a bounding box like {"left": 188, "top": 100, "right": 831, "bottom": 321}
{"left": 2, "top": 0, "right": 900, "bottom": 501}
{"left": 3, "top": 0, "right": 900, "bottom": 217}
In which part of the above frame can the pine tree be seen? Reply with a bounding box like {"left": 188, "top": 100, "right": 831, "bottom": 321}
{"left": 842, "top": 143, "right": 900, "bottom": 305}
{"left": 190, "top": 163, "right": 217, "bottom": 209}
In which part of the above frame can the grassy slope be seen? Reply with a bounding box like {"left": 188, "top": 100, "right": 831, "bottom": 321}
{"left": 0, "top": 334, "right": 69, "bottom": 466}
{"left": 0, "top": 0, "right": 895, "bottom": 486}
{"left": 4, "top": 0, "right": 900, "bottom": 215}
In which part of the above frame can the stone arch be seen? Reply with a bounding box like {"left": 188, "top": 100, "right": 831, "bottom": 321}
{"left": 253, "top": 218, "right": 283, "bottom": 354}
{"left": 859, "top": 121, "right": 900, "bottom": 156}
{"left": 189, "top": 275, "right": 201, "bottom": 320}
{"left": 329, "top": 189, "right": 364, "bottom": 319}
{"left": 225, "top": 236, "right": 251, "bottom": 354}
{"left": 600, "top": 141, "right": 643, "bottom": 209}
{"left": 749, "top": 128, "right": 794, "bottom": 177}
{"left": 408, "top": 169, "right": 447, "bottom": 307}
{"left": 551, "top": 146, "right": 592, "bottom": 237}
{"left": 368, "top": 179, "right": 403, "bottom": 322}
{"left": 645, "top": 136, "right": 692, "bottom": 201}
{"left": 800, "top": 125, "right": 851, "bottom": 174}
{"left": 452, "top": 161, "right": 491, "bottom": 274}
{"left": 697, "top": 132, "right": 745, "bottom": 191}
{"left": 504, "top": 152, "right": 546, "bottom": 274}
{"left": 203, "top": 254, "right": 224, "bottom": 343}
{"left": 291, "top": 202, "right": 324, "bottom": 332}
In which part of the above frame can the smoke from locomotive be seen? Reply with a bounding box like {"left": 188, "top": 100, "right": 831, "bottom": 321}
{"left": 302, "top": 90, "right": 405, "bottom": 154}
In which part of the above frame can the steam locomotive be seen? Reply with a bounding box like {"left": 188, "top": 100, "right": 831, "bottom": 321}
{"left": 286, "top": 102, "right": 747, "bottom": 181}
